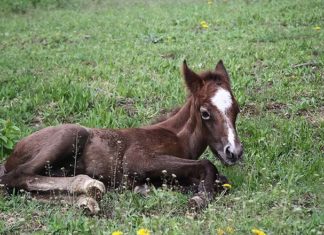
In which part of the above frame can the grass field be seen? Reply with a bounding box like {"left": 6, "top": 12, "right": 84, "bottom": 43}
{"left": 0, "top": 0, "right": 323, "bottom": 234}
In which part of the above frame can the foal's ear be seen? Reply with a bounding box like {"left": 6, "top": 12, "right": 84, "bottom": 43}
{"left": 215, "top": 60, "right": 230, "bottom": 81}
{"left": 182, "top": 60, "right": 203, "bottom": 94}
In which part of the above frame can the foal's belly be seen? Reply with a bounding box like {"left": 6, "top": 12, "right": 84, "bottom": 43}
{"left": 80, "top": 130, "right": 125, "bottom": 186}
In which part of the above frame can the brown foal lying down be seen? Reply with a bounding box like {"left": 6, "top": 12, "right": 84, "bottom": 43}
{"left": 0, "top": 60, "right": 243, "bottom": 214}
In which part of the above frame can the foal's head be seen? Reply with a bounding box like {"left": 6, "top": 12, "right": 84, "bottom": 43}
{"left": 182, "top": 60, "right": 243, "bottom": 165}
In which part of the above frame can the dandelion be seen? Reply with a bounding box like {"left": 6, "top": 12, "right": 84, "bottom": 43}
{"left": 216, "top": 228, "right": 225, "bottom": 235}
{"left": 208, "top": 0, "right": 213, "bottom": 5}
{"left": 252, "top": 228, "right": 267, "bottom": 235}
{"left": 226, "top": 226, "right": 235, "bottom": 234}
{"left": 111, "top": 231, "right": 123, "bottom": 235}
{"left": 200, "top": 20, "right": 209, "bottom": 29}
{"left": 313, "top": 26, "right": 321, "bottom": 30}
{"left": 222, "top": 183, "right": 232, "bottom": 189}
{"left": 137, "top": 228, "right": 151, "bottom": 235}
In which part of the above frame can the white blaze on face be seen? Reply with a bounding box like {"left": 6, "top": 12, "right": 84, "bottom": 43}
{"left": 211, "top": 88, "right": 232, "bottom": 113}
{"left": 211, "top": 88, "right": 236, "bottom": 148}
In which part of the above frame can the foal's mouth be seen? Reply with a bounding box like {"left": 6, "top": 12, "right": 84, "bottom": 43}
{"left": 210, "top": 148, "right": 240, "bottom": 166}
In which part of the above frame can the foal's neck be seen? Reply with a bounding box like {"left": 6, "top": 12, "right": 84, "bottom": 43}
{"left": 153, "top": 97, "right": 208, "bottom": 159}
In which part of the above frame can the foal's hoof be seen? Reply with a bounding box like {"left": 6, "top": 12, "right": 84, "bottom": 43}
{"left": 134, "top": 184, "right": 149, "bottom": 197}
{"left": 215, "top": 174, "right": 230, "bottom": 193}
{"left": 0, "top": 184, "right": 7, "bottom": 197}
{"left": 72, "top": 175, "right": 106, "bottom": 200}
{"left": 76, "top": 196, "right": 100, "bottom": 215}
{"left": 188, "top": 195, "right": 208, "bottom": 210}
{"left": 84, "top": 180, "right": 106, "bottom": 201}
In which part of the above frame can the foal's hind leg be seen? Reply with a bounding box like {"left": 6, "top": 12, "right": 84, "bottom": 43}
{"left": 1, "top": 125, "right": 105, "bottom": 201}
{"left": 31, "top": 192, "right": 101, "bottom": 215}
{"left": 4, "top": 125, "right": 89, "bottom": 176}
{"left": 1, "top": 174, "right": 105, "bottom": 200}
{"left": 1, "top": 173, "right": 105, "bottom": 214}
{"left": 1, "top": 125, "right": 87, "bottom": 187}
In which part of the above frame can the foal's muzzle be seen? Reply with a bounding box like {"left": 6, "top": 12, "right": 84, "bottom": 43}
{"left": 223, "top": 144, "right": 243, "bottom": 165}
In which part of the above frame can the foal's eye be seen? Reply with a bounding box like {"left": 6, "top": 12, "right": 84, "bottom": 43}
{"left": 201, "top": 111, "right": 210, "bottom": 120}
{"left": 200, "top": 107, "right": 210, "bottom": 120}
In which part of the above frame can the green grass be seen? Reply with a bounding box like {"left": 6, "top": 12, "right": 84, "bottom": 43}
{"left": 0, "top": 0, "right": 323, "bottom": 234}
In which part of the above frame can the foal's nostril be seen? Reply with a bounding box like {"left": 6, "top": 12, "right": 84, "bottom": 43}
{"left": 225, "top": 146, "right": 231, "bottom": 155}
{"left": 229, "top": 152, "right": 236, "bottom": 160}
{"left": 224, "top": 145, "right": 239, "bottom": 161}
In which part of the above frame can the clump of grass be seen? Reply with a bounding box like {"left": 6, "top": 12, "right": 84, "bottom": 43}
{"left": 0, "top": 119, "right": 20, "bottom": 160}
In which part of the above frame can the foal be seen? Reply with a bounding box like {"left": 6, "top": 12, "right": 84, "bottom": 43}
{"left": 0, "top": 60, "right": 243, "bottom": 213}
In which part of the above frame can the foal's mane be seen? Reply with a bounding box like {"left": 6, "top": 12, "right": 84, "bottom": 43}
{"left": 150, "top": 106, "right": 182, "bottom": 124}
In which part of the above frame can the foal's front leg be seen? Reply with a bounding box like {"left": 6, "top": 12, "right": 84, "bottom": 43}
{"left": 125, "top": 154, "right": 226, "bottom": 208}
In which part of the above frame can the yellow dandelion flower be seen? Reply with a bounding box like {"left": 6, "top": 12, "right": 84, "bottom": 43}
{"left": 216, "top": 228, "right": 225, "bottom": 235}
{"left": 137, "top": 228, "right": 151, "bottom": 235}
{"left": 313, "top": 26, "right": 321, "bottom": 30}
{"left": 200, "top": 20, "right": 209, "bottom": 29}
{"left": 252, "top": 228, "right": 267, "bottom": 235}
{"left": 222, "top": 183, "right": 232, "bottom": 189}
{"left": 111, "top": 231, "right": 123, "bottom": 235}
{"left": 226, "top": 226, "right": 235, "bottom": 234}
{"left": 208, "top": 0, "right": 213, "bottom": 5}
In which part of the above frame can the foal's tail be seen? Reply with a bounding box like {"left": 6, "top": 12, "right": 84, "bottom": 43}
{"left": 0, "top": 164, "right": 6, "bottom": 178}
{"left": 0, "top": 164, "right": 7, "bottom": 194}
